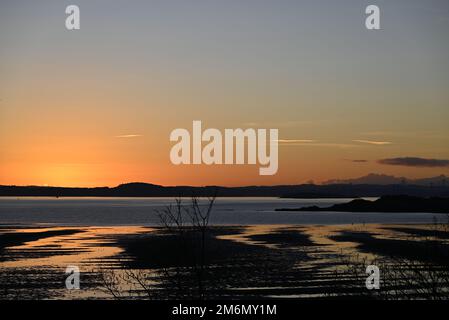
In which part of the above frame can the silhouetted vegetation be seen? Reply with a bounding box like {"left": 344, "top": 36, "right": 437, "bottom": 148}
{"left": 330, "top": 219, "right": 449, "bottom": 299}
{"left": 100, "top": 196, "right": 217, "bottom": 299}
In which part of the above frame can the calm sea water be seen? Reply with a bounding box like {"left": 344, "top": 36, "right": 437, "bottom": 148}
{"left": 0, "top": 197, "right": 444, "bottom": 226}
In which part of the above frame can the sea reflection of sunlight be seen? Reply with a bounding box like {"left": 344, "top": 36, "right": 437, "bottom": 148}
{"left": 0, "top": 226, "right": 151, "bottom": 268}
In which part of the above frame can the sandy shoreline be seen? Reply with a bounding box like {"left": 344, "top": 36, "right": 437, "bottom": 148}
{"left": 0, "top": 223, "right": 448, "bottom": 299}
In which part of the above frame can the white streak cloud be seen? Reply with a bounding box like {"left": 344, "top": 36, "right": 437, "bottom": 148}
{"left": 115, "top": 134, "right": 143, "bottom": 138}
{"left": 353, "top": 139, "right": 392, "bottom": 145}
{"left": 277, "top": 139, "right": 316, "bottom": 143}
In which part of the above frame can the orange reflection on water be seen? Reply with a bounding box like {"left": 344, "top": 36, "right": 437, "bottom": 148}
{"left": 0, "top": 226, "right": 151, "bottom": 268}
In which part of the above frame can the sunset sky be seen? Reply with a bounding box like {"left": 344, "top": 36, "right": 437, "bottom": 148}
{"left": 1, "top": 0, "right": 449, "bottom": 187}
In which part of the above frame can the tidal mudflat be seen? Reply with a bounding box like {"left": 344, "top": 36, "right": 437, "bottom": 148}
{"left": 0, "top": 223, "right": 448, "bottom": 299}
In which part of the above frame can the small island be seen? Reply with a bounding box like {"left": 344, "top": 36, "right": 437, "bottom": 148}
{"left": 276, "top": 195, "right": 449, "bottom": 213}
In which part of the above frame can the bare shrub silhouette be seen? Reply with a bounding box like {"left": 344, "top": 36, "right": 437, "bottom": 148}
{"left": 157, "top": 195, "right": 216, "bottom": 299}
{"left": 99, "top": 263, "right": 160, "bottom": 299}
{"left": 330, "top": 218, "right": 449, "bottom": 300}
{"left": 99, "top": 195, "right": 216, "bottom": 299}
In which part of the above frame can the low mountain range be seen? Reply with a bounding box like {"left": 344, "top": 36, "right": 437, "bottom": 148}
{"left": 323, "top": 173, "right": 448, "bottom": 186}
{"left": 1, "top": 174, "right": 449, "bottom": 198}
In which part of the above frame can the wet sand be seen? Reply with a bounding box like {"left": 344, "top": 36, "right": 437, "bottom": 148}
{"left": 0, "top": 223, "right": 448, "bottom": 299}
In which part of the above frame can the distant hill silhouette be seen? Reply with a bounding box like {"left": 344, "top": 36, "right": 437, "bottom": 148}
{"left": 276, "top": 195, "right": 449, "bottom": 213}
{"left": 1, "top": 181, "right": 449, "bottom": 198}
{"left": 323, "top": 173, "right": 448, "bottom": 186}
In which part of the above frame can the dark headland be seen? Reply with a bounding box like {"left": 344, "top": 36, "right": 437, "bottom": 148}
{"left": 276, "top": 195, "right": 449, "bottom": 213}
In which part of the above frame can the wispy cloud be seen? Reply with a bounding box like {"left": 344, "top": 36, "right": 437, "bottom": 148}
{"left": 277, "top": 139, "right": 356, "bottom": 148}
{"left": 353, "top": 139, "right": 392, "bottom": 145}
{"left": 359, "top": 131, "right": 406, "bottom": 137}
{"left": 242, "top": 120, "right": 321, "bottom": 128}
{"left": 115, "top": 134, "right": 143, "bottom": 138}
{"left": 346, "top": 159, "right": 368, "bottom": 163}
{"left": 378, "top": 157, "right": 449, "bottom": 167}
{"left": 277, "top": 139, "right": 316, "bottom": 143}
